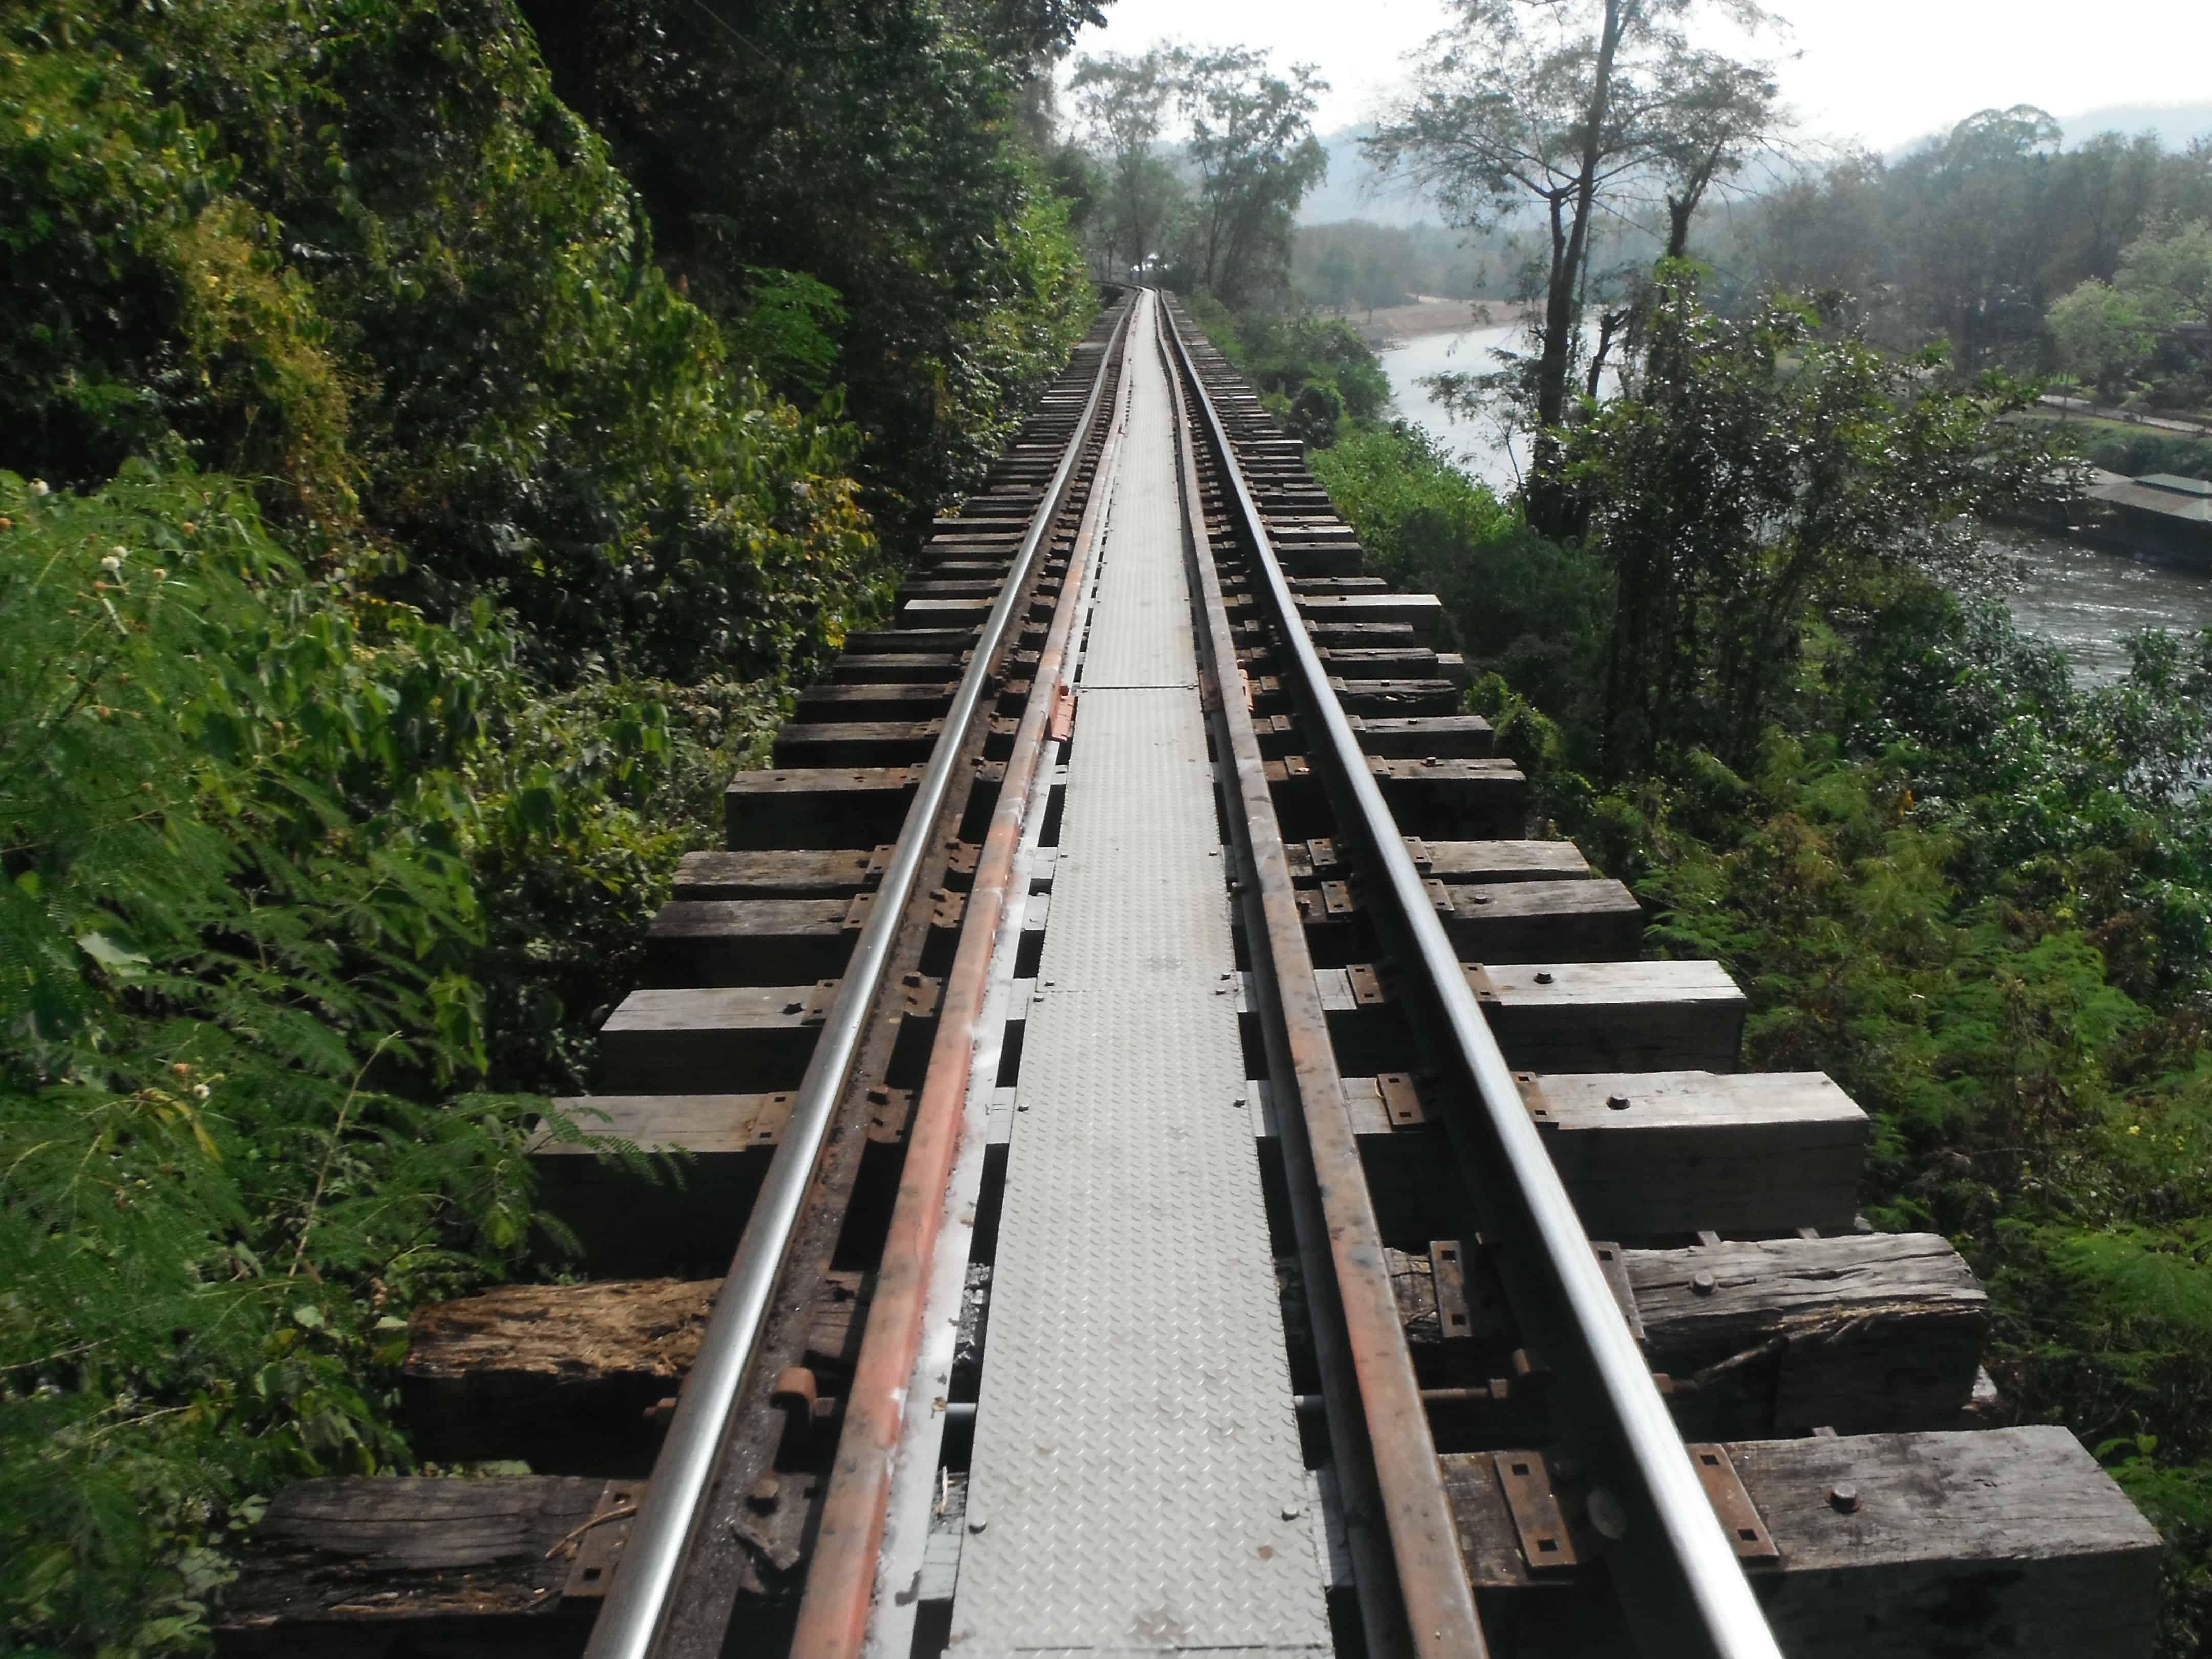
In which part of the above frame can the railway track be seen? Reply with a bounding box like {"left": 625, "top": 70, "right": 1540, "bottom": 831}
{"left": 217, "top": 291, "right": 2163, "bottom": 1659}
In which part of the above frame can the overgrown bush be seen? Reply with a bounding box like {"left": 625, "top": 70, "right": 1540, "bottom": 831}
{"left": 1309, "top": 423, "right": 1610, "bottom": 717}
{"left": 2, "top": 0, "right": 886, "bottom": 685}
{"left": 514, "top": 0, "right": 1099, "bottom": 535}
{"left": 0, "top": 465, "right": 626, "bottom": 1651}
{"left": 1179, "top": 289, "right": 1391, "bottom": 442}
{"left": 2069, "top": 427, "right": 2212, "bottom": 481}
{"left": 0, "top": 4, "right": 1092, "bottom": 1651}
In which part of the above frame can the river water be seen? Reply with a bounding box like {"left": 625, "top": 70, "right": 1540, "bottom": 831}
{"left": 1379, "top": 326, "right": 2212, "bottom": 686}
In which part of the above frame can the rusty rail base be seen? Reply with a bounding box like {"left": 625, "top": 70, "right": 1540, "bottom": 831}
{"left": 787, "top": 303, "right": 1135, "bottom": 1657}
{"left": 1162, "top": 305, "right": 1486, "bottom": 1659}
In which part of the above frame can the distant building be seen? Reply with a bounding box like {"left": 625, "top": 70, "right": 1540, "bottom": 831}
{"left": 2074, "top": 469, "right": 2212, "bottom": 567}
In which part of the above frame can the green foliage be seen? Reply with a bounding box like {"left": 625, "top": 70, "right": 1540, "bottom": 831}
{"left": 1184, "top": 294, "right": 1392, "bottom": 443}
{"left": 1722, "top": 121, "right": 2212, "bottom": 400}
{"left": 0, "top": 466, "right": 589, "bottom": 1651}
{"left": 1562, "top": 269, "right": 2063, "bottom": 777}
{"left": 1065, "top": 44, "right": 1329, "bottom": 306}
{"left": 0, "top": 3, "right": 1091, "bottom": 1650}
{"left": 2115, "top": 218, "right": 2212, "bottom": 330}
{"left": 2064, "top": 427, "right": 2212, "bottom": 479}
{"left": 1471, "top": 555, "right": 2212, "bottom": 1651}
{"left": 516, "top": 0, "right": 1096, "bottom": 535}
{"left": 1070, "top": 50, "right": 1179, "bottom": 282}
{"left": 1294, "top": 221, "right": 1491, "bottom": 312}
{"left": 2050, "top": 279, "right": 2161, "bottom": 398}
{"left": 2, "top": 0, "right": 888, "bottom": 687}
{"left": 1310, "top": 423, "right": 1609, "bottom": 713}
{"left": 1176, "top": 47, "right": 1329, "bottom": 308}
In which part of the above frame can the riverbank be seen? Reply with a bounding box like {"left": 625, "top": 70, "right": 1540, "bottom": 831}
{"left": 2040, "top": 393, "right": 2212, "bottom": 437}
{"left": 1373, "top": 337, "right": 2212, "bottom": 683}
{"left": 1329, "top": 295, "right": 1539, "bottom": 348}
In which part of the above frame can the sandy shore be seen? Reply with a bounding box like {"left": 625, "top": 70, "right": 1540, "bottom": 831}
{"left": 1335, "top": 296, "right": 1537, "bottom": 346}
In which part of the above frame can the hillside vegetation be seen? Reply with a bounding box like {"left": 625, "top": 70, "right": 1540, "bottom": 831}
{"left": 1208, "top": 276, "right": 2212, "bottom": 1653}
{"left": 0, "top": 2, "right": 1088, "bottom": 1649}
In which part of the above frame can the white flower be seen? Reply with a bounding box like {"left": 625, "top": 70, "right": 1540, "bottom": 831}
{"left": 111, "top": 545, "right": 129, "bottom": 560}
{"left": 192, "top": 1083, "right": 211, "bottom": 1100}
{"left": 28, "top": 479, "right": 49, "bottom": 497}
{"left": 100, "top": 556, "right": 123, "bottom": 575}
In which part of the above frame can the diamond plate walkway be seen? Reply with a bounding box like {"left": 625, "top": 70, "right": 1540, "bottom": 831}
{"left": 948, "top": 296, "right": 1334, "bottom": 1657}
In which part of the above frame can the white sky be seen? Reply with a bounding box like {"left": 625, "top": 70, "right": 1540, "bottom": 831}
{"left": 1072, "top": 0, "right": 2212, "bottom": 152}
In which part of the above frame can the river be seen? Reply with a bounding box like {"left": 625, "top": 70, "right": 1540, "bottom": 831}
{"left": 1378, "top": 326, "right": 2212, "bottom": 686}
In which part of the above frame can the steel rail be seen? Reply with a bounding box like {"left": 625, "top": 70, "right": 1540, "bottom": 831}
{"left": 1160, "top": 303, "right": 1785, "bottom": 1659}
{"left": 1159, "top": 303, "right": 1485, "bottom": 1659}
{"left": 787, "top": 294, "right": 1135, "bottom": 1657}
{"left": 584, "top": 301, "right": 1133, "bottom": 1659}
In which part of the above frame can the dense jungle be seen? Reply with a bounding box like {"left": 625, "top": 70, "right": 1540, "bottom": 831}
{"left": 7, "top": 0, "right": 2212, "bottom": 1653}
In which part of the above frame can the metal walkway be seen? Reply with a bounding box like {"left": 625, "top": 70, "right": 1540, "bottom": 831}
{"left": 949, "top": 298, "right": 1333, "bottom": 1656}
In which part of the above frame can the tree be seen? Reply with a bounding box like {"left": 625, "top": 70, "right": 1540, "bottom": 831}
{"left": 2115, "top": 217, "right": 2212, "bottom": 328}
{"left": 1563, "top": 267, "right": 2064, "bottom": 776}
{"left": 515, "top": 0, "right": 1095, "bottom": 535}
{"left": 1176, "top": 47, "right": 1329, "bottom": 306}
{"left": 2049, "top": 278, "right": 2158, "bottom": 399}
{"left": 1365, "top": 0, "right": 1779, "bottom": 534}
{"left": 1888, "top": 106, "right": 2066, "bottom": 372}
{"left": 1316, "top": 241, "right": 1355, "bottom": 309}
{"left": 1070, "top": 50, "right": 1182, "bottom": 278}
{"left": 1653, "top": 49, "right": 1783, "bottom": 259}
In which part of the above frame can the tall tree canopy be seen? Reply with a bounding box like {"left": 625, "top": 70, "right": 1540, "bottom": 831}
{"left": 1070, "top": 50, "right": 1179, "bottom": 279}
{"left": 1177, "top": 47, "right": 1329, "bottom": 306}
{"left": 1722, "top": 121, "right": 2212, "bottom": 385}
{"left": 1063, "top": 41, "right": 1328, "bottom": 307}
{"left": 515, "top": 0, "right": 1096, "bottom": 532}
{"left": 1366, "top": 0, "right": 1780, "bottom": 532}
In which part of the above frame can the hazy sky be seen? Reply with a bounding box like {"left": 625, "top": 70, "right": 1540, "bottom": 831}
{"left": 1074, "top": 0, "right": 2212, "bottom": 151}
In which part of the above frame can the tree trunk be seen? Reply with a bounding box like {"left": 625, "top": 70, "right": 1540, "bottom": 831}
{"left": 1526, "top": 0, "right": 1627, "bottom": 538}
{"left": 1665, "top": 140, "right": 1733, "bottom": 263}
{"left": 1585, "top": 308, "right": 1630, "bottom": 398}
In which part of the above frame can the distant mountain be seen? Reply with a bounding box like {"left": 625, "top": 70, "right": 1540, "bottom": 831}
{"left": 1299, "top": 103, "right": 2212, "bottom": 231}
{"left": 1885, "top": 101, "right": 2212, "bottom": 160}
{"left": 2060, "top": 103, "right": 2212, "bottom": 150}
{"left": 1299, "top": 126, "right": 1442, "bottom": 227}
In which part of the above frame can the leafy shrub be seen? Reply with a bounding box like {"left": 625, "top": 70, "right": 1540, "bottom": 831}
{"left": 2070, "top": 428, "right": 2212, "bottom": 480}
{"left": 513, "top": 0, "right": 1098, "bottom": 535}
{"left": 1178, "top": 290, "right": 1393, "bottom": 438}
{"left": 0, "top": 465, "right": 572, "bottom": 1650}
{"left": 1, "top": 0, "right": 887, "bottom": 686}
{"left": 0, "top": 9, "right": 1089, "bottom": 1650}
{"left": 1309, "top": 423, "right": 1611, "bottom": 717}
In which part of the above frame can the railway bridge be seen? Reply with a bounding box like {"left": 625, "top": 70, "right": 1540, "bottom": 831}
{"left": 216, "top": 291, "right": 2162, "bottom": 1659}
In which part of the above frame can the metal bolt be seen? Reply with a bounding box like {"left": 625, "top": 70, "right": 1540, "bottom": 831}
{"left": 1691, "top": 1272, "right": 1717, "bottom": 1296}
{"left": 1585, "top": 1486, "right": 1629, "bottom": 1541}
{"left": 1605, "top": 1094, "right": 1632, "bottom": 1111}
{"left": 1281, "top": 1504, "right": 1302, "bottom": 1522}
{"left": 1827, "top": 1483, "right": 1861, "bottom": 1514}
{"left": 968, "top": 1515, "right": 989, "bottom": 1534}
{"left": 1533, "top": 970, "right": 1555, "bottom": 985}
{"left": 747, "top": 1476, "right": 781, "bottom": 1512}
